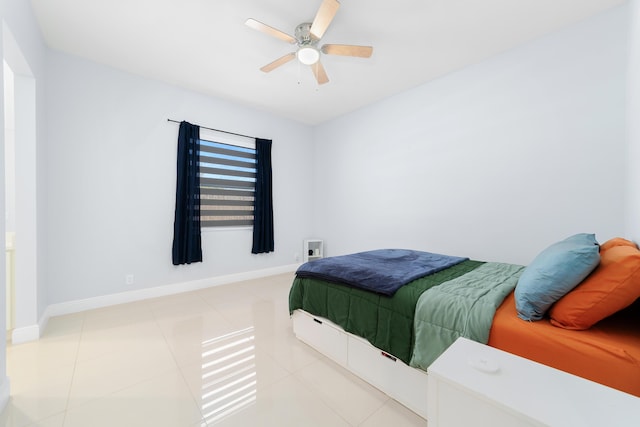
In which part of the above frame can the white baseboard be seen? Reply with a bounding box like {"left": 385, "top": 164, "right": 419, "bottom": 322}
{"left": 11, "top": 324, "right": 40, "bottom": 344}
{"left": 24, "top": 264, "right": 299, "bottom": 341}
{"left": 0, "top": 376, "right": 9, "bottom": 413}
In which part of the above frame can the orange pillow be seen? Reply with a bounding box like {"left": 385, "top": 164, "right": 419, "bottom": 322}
{"left": 549, "top": 244, "right": 640, "bottom": 330}
{"left": 599, "top": 237, "right": 638, "bottom": 252}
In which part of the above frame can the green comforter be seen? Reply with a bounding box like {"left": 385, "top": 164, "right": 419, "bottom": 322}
{"left": 410, "top": 262, "right": 524, "bottom": 369}
{"left": 289, "top": 260, "right": 484, "bottom": 365}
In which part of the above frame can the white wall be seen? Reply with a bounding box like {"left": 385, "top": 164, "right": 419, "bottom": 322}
{"left": 45, "top": 51, "right": 315, "bottom": 305}
{"left": 313, "top": 4, "right": 629, "bottom": 266}
{"left": 627, "top": 0, "right": 640, "bottom": 242}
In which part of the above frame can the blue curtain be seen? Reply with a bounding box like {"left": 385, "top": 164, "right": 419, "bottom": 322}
{"left": 172, "top": 121, "right": 203, "bottom": 265}
{"left": 252, "top": 138, "right": 274, "bottom": 254}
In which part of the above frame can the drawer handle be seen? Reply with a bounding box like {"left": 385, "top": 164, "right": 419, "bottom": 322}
{"left": 313, "top": 318, "right": 323, "bottom": 325}
{"left": 381, "top": 351, "right": 397, "bottom": 362}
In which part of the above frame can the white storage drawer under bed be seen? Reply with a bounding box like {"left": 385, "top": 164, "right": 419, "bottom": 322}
{"left": 292, "top": 310, "right": 348, "bottom": 366}
{"left": 348, "top": 333, "right": 429, "bottom": 417}
{"left": 291, "top": 310, "right": 429, "bottom": 419}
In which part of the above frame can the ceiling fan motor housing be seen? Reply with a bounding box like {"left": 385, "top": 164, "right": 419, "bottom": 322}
{"left": 295, "top": 22, "right": 318, "bottom": 46}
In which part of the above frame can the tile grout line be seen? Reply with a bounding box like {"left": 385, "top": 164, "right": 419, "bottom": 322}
{"left": 60, "top": 313, "right": 87, "bottom": 426}
{"left": 63, "top": 309, "right": 185, "bottom": 417}
{"left": 150, "top": 301, "right": 209, "bottom": 426}
{"left": 291, "top": 354, "right": 387, "bottom": 427}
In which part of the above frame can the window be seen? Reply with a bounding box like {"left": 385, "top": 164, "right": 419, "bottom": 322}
{"left": 199, "top": 132, "right": 256, "bottom": 228}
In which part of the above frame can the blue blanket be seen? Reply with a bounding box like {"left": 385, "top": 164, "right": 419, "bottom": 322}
{"left": 295, "top": 249, "right": 468, "bottom": 296}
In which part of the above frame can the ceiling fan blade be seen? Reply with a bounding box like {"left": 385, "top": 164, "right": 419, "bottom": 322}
{"left": 260, "top": 53, "right": 296, "bottom": 73}
{"left": 310, "top": 0, "right": 340, "bottom": 40}
{"left": 321, "top": 44, "right": 373, "bottom": 58}
{"left": 311, "top": 60, "right": 329, "bottom": 85}
{"left": 245, "top": 18, "right": 296, "bottom": 44}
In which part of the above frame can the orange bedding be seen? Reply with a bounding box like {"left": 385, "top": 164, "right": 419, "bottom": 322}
{"left": 488, "top": 292, "right": 640, "bottom": 397}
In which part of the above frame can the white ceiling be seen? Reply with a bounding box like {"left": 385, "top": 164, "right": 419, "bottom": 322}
{"left": 30, "top": 0, "right": 625, "bottom": 125}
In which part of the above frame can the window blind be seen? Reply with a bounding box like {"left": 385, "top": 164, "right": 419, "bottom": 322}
{"left": 199, "top": 139, "right": 256, "bottom": 227}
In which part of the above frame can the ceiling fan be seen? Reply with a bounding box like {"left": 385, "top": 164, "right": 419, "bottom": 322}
{"left": 245, "top": 0, "right": 373, "bottom": 85}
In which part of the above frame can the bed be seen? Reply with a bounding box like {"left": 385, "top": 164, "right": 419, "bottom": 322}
{"left": 288, "top": 235, "right": 640, "bottom": 419}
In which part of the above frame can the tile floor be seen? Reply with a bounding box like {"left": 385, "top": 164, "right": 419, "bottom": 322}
{"left": 0, "top": 273, "right": 428, "bottom": 426}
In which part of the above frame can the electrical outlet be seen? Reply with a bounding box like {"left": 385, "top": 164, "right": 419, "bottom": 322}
{"left": 294, "top": 253, "right": 300, "bottom": 262}
{"left": 125, "top": 274, "right": 134, "bottom": 285}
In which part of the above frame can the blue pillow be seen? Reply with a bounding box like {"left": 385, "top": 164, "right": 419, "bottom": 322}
{"left": 515, "top": 233, "right": 600, "bottom": 321}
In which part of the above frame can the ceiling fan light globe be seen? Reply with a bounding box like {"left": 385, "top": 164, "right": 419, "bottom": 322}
{"left": 297, "top": 46, "right": 320, "bottom": 65}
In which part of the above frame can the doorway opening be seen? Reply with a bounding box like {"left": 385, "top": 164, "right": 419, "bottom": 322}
{"left": 3, "top": 60, "right": 15, "bottom": 333}
{"left": 3, "top": 23, "right": 39, "bottom": 343}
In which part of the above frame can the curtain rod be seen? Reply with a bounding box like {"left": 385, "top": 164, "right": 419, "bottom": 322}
{"left": 167, "top": 119, "right": 256, "bottom": 140}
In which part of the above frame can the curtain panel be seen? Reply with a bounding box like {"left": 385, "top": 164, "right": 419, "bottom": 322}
{"left": 172, "top": 121, "right": 203, "bottom": 265}
{"left": 252, "top": 138, "right": 274, "bottom": 254}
